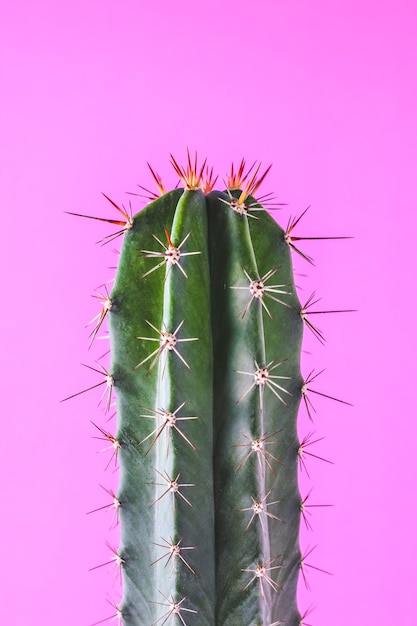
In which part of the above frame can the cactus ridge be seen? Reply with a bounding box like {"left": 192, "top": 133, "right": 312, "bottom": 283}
{"left": 67, "top": 154, "right": 350, "bottom": 625}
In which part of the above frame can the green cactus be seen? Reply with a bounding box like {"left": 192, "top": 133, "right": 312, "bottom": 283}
{"left": 68, "top": 154, "right": 347, "bottom": 625}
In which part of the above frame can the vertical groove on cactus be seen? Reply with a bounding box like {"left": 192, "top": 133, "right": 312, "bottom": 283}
{"left": 66, "top": 153, "right": 348, "bottom": 625}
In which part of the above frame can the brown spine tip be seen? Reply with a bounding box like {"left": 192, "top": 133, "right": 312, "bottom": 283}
{"left": 170, "top": 149, "right": 207, "bottom": 190}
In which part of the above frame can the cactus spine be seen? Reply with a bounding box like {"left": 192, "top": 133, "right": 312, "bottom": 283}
{"left": 77, "top": 155, "right": 336, "bottom": 625}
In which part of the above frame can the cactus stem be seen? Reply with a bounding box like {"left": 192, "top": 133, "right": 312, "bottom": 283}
{"left": 139, "top": 229, "right": 202, "bottom": 280}
{"left": 242, "top": 557, "right": 283, "bottom": 597}
{"left": 91, "top": 422, "right": 121, "bottom": 470}
{"left": 87, "top": 485, "right": 120, "bottom": 527}
{"left": 298, "top": 432, "right": 334, "bottom": 478}
{"left": 88, "top": 288, "right": 113, "bottom": 348}
{"left": 299, "top": 545, "right": 332, "bottom": 590}
{"left": 240, "top": 489, "right": 284, "bottom": 533}
{"left": 235, "top": 431, "right": 283, "bottom": 476}
{"left": 236, "top": 358, "right": 292, "bottom": 410}
{"left": 152, "top": 592, "right": 198, "bottom": 625}
{"left": 149, "top": 470, "right": 195, "bottom": 510}
{"left": 231, "top": 267, "right": 292, "bottom": 319}
{"left": 300, "top": 488, "right": 333, "bottom": 531}
{"left": 302, "top": 369, "right": 353, "bottom": 420}
{"left": 150, "top": 537, "right": 198, "bottom": 576}
{"left": 91, "top": 599, "right": 123, "bottom": 626}
{"left": 61, "top": 363, "right": 114, "bottom": 413}
{"left": 138, "top": 402, "right": 199, "bottom": 456}
{"left": 135, "top": 319, "right": 198, "bottom": 373}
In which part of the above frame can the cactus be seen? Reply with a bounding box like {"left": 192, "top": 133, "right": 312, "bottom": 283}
{"left": 67, "top": 153, "right": 350, "bottom": 625}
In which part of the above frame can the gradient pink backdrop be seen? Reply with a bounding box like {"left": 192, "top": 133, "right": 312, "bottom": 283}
{"left": 1, "top": 1, "right": 416, "bottom": 624}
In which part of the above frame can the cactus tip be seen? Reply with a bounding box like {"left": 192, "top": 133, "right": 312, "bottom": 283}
{"left": 225, "top": 158, "right": 257, "bottom": 190}
{"left": 170, "top": 149, "right": 207, "bottom": 190}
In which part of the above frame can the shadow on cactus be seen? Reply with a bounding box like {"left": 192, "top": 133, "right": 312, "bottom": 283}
{"left": 65, "top": 152, "right": 352, "bottom": 625}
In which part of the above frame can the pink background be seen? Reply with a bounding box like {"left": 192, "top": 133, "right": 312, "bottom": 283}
{"left": 1, "top": 1, "right": 416, "bottom": 624}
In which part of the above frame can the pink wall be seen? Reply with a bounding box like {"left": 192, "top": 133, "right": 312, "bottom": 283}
{"left": 1, "top": 1, "right": 416, "bottom": 624}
